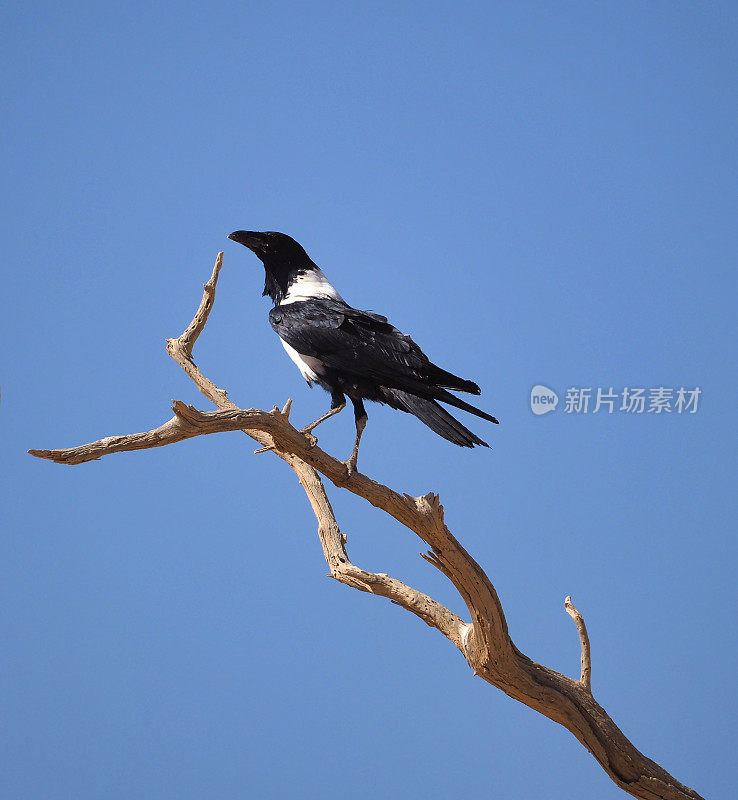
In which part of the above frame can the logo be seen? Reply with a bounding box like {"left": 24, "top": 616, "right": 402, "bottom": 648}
{"left": 529, "top": 384, "right": 701, "bottom": 415}
{"left": 530, "top": 385, "right": 559, "bottom": 415}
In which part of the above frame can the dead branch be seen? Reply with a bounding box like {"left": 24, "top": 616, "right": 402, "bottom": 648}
{"left": 29, "top": 252, "right": 704, "bottom": 800}
{"left": 565, "top": 594, "right": 592, "bottom": 691}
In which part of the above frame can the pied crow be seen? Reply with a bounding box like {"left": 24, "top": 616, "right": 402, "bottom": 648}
{"left": 228, "top": 230, "right": 498, "bottom": 473}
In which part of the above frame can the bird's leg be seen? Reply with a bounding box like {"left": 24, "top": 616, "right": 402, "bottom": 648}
{"left": 299, "top": 392, "right": 346, "bottom": 444}
{"left": 300, "top": 403, "right": 346, "bottom": 434}
{"left": 344, "top": 399, "right": 368, "bottom": 476}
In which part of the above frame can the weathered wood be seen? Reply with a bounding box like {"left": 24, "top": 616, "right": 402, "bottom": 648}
{"left": 29, "top": 253, "right": 705, "bottom": 800}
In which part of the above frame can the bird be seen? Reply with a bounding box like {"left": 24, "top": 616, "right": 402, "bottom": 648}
{"left": 228, "top": 230, "right": 498, "bottom": 474}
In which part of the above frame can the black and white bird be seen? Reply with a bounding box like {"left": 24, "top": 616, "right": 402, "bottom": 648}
{"left": 228, "top": 230, "right": 498, "bottom": 473}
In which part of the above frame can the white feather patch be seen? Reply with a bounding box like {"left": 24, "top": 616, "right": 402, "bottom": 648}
{"left": 279, "top": 338, "right": 324, "bottom": 384}
{"left": 280, "top": 268, "right": 344, "bottom": 306}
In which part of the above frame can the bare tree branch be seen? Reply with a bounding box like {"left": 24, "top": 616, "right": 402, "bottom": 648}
{"left": 565, "top": 594, "right": 592, "bottom": 691}
{"left": 28, "top": 253, "right": 705, "bottom": 800}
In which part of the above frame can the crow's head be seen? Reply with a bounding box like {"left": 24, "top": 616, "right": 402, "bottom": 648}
{"left": 227, "top": 231, "right": 310, "bottom": 266}
{"left": 228, "top": 230, "right": 316, "bottom": 303}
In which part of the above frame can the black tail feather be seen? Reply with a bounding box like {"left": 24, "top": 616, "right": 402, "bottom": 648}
{"left": 426, "top": 367, "right": 481, "bottom": 395}
{"left": 383, "top": 389, "right": 489, "bottom": 447}
{"left": 433, "top": 387, "right": 499, "bottom": 424}
{"left": 375, "top": 372, "right": 499, "bottom": 423}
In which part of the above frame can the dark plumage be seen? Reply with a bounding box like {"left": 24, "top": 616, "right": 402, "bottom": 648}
{"left": 228, "top": 230, "right": 498, "bottom": 472}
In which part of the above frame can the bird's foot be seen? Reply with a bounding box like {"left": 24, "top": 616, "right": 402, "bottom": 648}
{"left": 342, "top": 452, "right": 359, "bottom": 478}
{"left": 298, "top": 426, "right": 319, "bottom": 448}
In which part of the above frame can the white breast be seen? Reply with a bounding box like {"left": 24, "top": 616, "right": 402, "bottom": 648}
{"left": 280, "top": 268, "right": 345, "bottom": 305}
{"left": 280, "top": 338, "right": 324, "bottom": 384}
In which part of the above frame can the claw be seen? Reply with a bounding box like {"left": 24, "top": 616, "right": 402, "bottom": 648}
{"left": 343, "top": 454, "right": 358, "bottom": 477}
{"left": 301, "top": 431, "right": 318, "bottom": 448}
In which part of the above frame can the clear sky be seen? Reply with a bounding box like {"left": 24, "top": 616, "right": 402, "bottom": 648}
{"left": 2, "top": 2, "right": 736, "bottom": 798}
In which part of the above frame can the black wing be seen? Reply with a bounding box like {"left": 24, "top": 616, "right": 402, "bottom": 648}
{"left": 269, "top": 300, "right": 498, "bottom": 423}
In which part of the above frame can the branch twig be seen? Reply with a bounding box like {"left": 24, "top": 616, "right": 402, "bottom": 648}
{"left": 28, "top": 253, "right": 705, "bottom": 800}
{"left": 565, "top": 595, "right": 592, "bottom": 691}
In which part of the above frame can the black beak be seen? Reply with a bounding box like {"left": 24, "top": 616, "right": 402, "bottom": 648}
{"left": 228, "top": 230, "right": 262, "bottom": 251}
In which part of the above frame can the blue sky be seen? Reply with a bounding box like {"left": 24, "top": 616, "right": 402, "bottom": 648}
{"left": 2, "top": 2, "right": 736, "bottom": 798}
